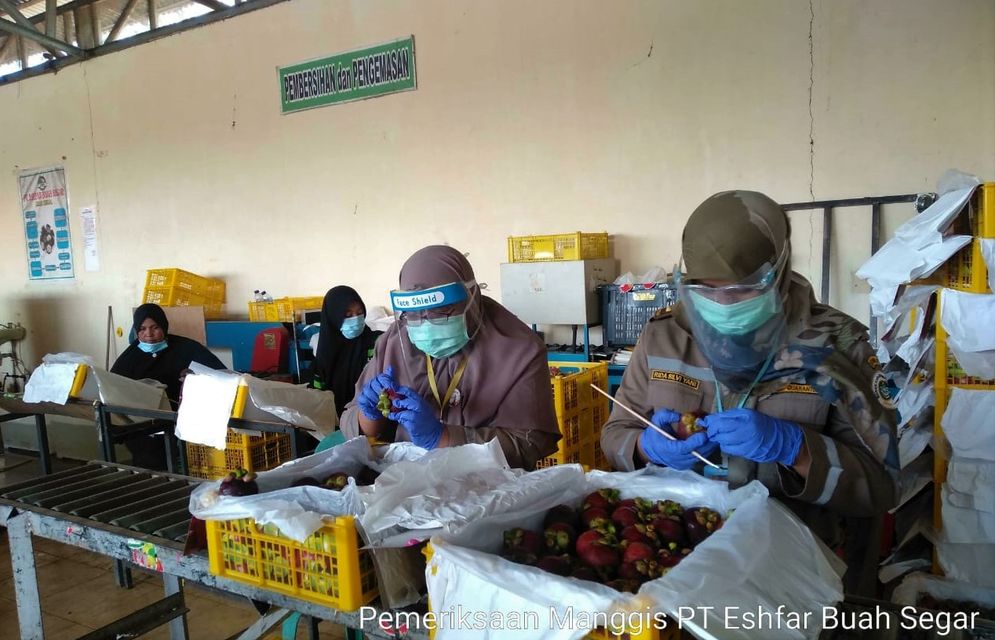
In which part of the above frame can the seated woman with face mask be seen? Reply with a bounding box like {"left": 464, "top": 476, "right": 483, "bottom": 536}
{"left": 338, "top": 245, "right": 561, "bottom": 470}
{"left": 111, "top": 303, "right": 226, "bottom": 468}
{"left": 310, "top": 286, "right": 383, "bottom": 417}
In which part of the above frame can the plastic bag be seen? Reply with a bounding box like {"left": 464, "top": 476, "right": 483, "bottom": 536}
{"left": 893, "top": 571, "right": 995, "bottom": 609}
{"left": 188, "top": 436, "right": 372, "bottom": 541}
{"left": 426, "top": 467, "right": 843, "bottom": 640}
{"left": 360, "top": 440, "right": 534, "bottom": 540}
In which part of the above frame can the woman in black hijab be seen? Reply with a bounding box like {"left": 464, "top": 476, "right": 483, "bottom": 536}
{"left": 111, "top": 303, "right": 226, "bottom": 468}
{"left": 311, "top": 286, "right": 381, "bottom": 417}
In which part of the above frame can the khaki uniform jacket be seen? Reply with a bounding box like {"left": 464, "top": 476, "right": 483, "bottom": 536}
{"left": 600, "top": 289, "right": 898, "bottom": 548}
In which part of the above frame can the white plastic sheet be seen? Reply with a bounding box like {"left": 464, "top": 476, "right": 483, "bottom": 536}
{"left": 243, "top": 375, "right": 337, "bottom": 436}
{"left": 360, "top": 441, "right": 587, "bottom": 541}
{"left": 426, "top": 468, "right": 843, "bottom": 640}
{"left": 946, "top": 457, "right": 995, "bottom": 513}
{"left": 941, "top": 483, "right": 995, "bottom": 544}
{"left": 895, "top": 186, "right": 976, "bottom": 249}
{"left": 188, "top": 436, "right": 372, "bottom": 541}
{"left": 982, "top": 239, "right": 995, "bottom": 293}
{"left": 893, "top": 571, "right": 995, "bottom": 609}
{"left": 175, "top": 369, "right": 240, "bottom": 448}
{"left": 941, "top": 289, "right": 995, "bottom": 378}
{"left": 940, "top": 388, "right": 995, "bottom": 461}
{"left": 897, "top": 405, "right": 934, "bottom": 469}
{"left": 23, "top": 362, "right": 81, "bottom": 404}
{"left": 88, "top": 368, "right": 168, "bottom": 410}
{"left": 936, "top": 539, "right": 995, "bottom": 589}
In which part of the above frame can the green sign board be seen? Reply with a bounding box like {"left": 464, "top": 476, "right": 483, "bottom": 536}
{"left": 279, "top": 36, "right": 417, "bottom": 114}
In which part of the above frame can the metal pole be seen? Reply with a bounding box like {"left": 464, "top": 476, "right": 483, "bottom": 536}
{"left": 34, "top": 414, "right": 51, "bottom": 475}
{"left": 870, "top": 203, "right": 882, "bottom": 344}
{"left": 8, "top": 514, "right": 44, "bottom": 640}
{"left": 821, "top": 206, "right": 832, "bottom": 304}
{"left": 163, "top": 574, "right": 189, "bottom": 640}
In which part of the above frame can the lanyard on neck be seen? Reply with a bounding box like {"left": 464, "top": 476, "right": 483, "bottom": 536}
{"left": 425, "top": 355, "right": 468, "bottom": 418}
{"left": 713, "top": 350, "right": 777, "bottom": 413}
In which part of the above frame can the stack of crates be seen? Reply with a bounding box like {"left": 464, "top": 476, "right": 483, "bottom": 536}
{"left": 933, "top": 183, "right": 995, "bottom": 555}
{"left": 539, "top": 361, "right": 611, "bottom": 470}
{"left": 184, "top": 383, "right": 294, "bottom": 479}
{"left": 143, "top": 268, "right": 226, "bottom": 319}
{"left": 248, "top": 296, "right": 325, "bottom": 322}
{"left": 507, "top": 231, "right": 610, "bottom": 263}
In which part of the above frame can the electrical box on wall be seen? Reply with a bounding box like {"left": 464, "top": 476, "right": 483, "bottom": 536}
{"left": 499, "top": 259, "right": 619, "bottom": 325}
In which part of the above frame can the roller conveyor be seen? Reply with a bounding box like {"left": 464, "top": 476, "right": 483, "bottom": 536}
{"left": 0, "top": 462, "right": 195, "bottom": 541}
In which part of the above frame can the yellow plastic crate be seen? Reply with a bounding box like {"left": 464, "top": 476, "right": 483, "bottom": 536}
{"left": 206, "top": 515, "right": 378, "bottom": 611}
{"left": 145, "top": 268, "right": 226, "bottom": 301}
{"left": 142, "top": 287, "right": 224, "bottom": 319}
{"left": 184, "top": 384, "right": 294, "bottom": 479}
{"left": 539, "top": 362, "right": 611, "bottom": 470}
{"left": 185, "top": 430, "right": 292, "bottom": 479}
{"left": 248, "top": 296, "right": 325, "bottom": 322}
{"left": 940, "top": 184, "right": 995, "bottom": 293}
{"left": 508, "top": 232, "right": 610, "bottom": 262}
{"left": 973, "top": 182, "right": 995, "bottom": 238}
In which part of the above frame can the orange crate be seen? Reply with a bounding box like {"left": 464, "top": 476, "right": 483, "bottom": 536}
{"left": 206, "top": 515, "right": 377, "bottom": 611}
{"left": 508, "top": 232, "right": 610, "bottom": 262}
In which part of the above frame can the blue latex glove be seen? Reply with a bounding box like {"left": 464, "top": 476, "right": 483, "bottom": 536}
{"left": 701, "top": 408, "right": 803, "bottom": 465}
{"left": 388, "top": 385, "right": 443, "bottom": 450}
{"left": 357, "top": 365, "right": 398, "bottom": 421}
{"left": 639, "top": 408, "right": 718, "bottom": 470}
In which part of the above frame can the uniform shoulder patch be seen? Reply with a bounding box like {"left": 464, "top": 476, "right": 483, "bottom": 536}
{"left": 649, "top": 306, "right": 673, "bottom": 322}
{"left": 872, "top": 371, "right": 897, "bottom": 409}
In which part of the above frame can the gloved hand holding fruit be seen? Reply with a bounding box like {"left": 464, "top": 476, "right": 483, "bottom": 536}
{"left": 357, "top": 365, "right": 399, "bottom": 421}
{"left": 388, "top": 385, "right": 444, "bottom": 450}
{"left": 701, "top": 407, "right": 803, "bottom": 466}
{"left": 639, "top": 408, "right": 717, "bottom": 470}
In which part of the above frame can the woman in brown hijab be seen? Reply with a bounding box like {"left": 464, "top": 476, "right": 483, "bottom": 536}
{"left": 338, "top": 245, "right": 560, "bottom": 469}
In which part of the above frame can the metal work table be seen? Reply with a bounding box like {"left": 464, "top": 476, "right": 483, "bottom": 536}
{"left": 0, "top": 461, "right": 427, "bottom": 640}
{"left": 0, "top": 395, "right": 99, "bottom": 476}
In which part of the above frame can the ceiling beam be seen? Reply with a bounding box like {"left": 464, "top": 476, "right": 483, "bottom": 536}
{"left": 190, "top": 0, "right": 227, "bottom": 10}
{"left": 106, "top": 0, "right": 139, "bottom": 43}
{"left": 0, "top": 16, "right": 82, "bottom": 55}
{"left": 45, "top": 0, "right": 56, "bottom": 37}
{"left": 2, "top": 0, "right": 290, "bottom": 84}
{"left": 0, "top": 0, "right": 65, "bottom": 56}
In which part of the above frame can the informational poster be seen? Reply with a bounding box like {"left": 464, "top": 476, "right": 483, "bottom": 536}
{"left": 279, "top": 36, "right": 417, "bottom": 114}
{"left": 81, "top": 205, "right": 100, "bottom": 271}
{"left": 20, "top": 166, "right": 74, "bottom": 280}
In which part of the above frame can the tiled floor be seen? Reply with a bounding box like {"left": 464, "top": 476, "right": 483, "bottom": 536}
{"left": 0, "top": 453, "right": 346, "bottom": 639}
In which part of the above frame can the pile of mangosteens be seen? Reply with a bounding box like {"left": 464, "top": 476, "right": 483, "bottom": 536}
{"left": 500, "top": 488, "right": 724, "bottom": 593}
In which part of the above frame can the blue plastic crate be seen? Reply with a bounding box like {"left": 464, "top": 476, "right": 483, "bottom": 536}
{"left": 599, "top": 283, "right": 677, "bottom": 346}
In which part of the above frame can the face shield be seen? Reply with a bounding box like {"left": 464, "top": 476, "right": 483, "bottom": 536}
{"left": 390, "top": 280, "right": 481, "bottom": 358}
{"left": 676, "top": 248, "right": 789, "bottom": 388}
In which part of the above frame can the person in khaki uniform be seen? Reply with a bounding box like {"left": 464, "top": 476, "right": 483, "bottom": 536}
{"left": 601, "top": 190, "right": 898, "bottom": 594}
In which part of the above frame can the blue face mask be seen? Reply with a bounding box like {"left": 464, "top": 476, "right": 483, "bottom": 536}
{"left": 138, "top": 340, "right": 168, "bottom": 354}
{"left": 689, "top": 289, "right": 778, "bottom": 336}
{"left": 340, "top": 315, "right": 366, "bottom": 340}
{"left": 406, "top": 315, "right": 470, "bottom": 358}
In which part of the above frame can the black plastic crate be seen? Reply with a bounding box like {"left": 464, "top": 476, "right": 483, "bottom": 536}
{"left": 599, "top": 283, "right": 678, "bottom": 346}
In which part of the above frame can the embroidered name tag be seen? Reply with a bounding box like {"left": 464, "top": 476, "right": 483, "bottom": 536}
{"left": 650, "top": 370, "right": 700, "bottom": 390}
{"left": 777, "top": 383, "right": 818, "bottom": 395}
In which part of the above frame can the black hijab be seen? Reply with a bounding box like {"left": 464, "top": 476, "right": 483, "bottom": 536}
{"left": 313, "top": 286, "right": 381, "bottom": 416}
{"left": 134, "top": 303, "right": 169, "bottom": 335}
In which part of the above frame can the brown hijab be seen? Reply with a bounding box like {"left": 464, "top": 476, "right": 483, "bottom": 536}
{"left": 355, "top": 245, "right": 559, "bottom": 438}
